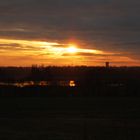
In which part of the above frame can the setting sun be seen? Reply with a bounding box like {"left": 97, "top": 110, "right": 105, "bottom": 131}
{"left": 67, "top": 45, "right": 77, "bottom": 54}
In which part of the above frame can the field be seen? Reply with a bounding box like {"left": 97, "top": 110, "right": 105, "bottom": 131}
{"left": 0, "top": 97, "right": 140, "bottom": 140}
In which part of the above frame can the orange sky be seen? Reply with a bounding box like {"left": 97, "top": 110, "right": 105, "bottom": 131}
{"left": 0, "top": 38, "right": 139, "bottom": 66}
{"left": 0, "top": 0, "right": 140, "bottom": 67}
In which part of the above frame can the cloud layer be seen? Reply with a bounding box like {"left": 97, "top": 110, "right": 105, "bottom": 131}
{"left": 0, "top": 0, "right": 140, "bottom": 66}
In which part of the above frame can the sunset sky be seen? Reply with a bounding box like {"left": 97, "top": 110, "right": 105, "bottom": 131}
{"left": 0, "top": 0, "right": 140, "bottom": 66}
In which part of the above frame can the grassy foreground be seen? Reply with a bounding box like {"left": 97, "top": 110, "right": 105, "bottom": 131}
{"left": 0, "top": 97, "right": 140, "bottom": 140}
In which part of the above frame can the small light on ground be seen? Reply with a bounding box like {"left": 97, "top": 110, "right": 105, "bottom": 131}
{"left": 69, "top": 80, "right": 76, "bottom": 87}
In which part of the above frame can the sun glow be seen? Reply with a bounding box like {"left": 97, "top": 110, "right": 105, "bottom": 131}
{"left": 0, "top": 38, "right": 124, "bottom": 66}
{"left": 67, "top": 45, "right": 77, "bottom": 54}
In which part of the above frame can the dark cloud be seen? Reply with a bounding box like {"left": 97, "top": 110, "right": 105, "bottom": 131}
{"left": 0, "top": 43, "right": 42, "bottom": 51}
{"left": 62, "top": 52, "right": 125, "bottom": 57}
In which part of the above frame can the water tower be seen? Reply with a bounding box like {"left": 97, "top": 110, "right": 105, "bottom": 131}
{"left": 105, "top": 62, "right": 110, "bottom": 68}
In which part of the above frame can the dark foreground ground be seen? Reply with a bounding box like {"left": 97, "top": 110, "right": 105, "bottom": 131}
{"left": 0, "top": 97, "right": 140, "bottom": 140}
